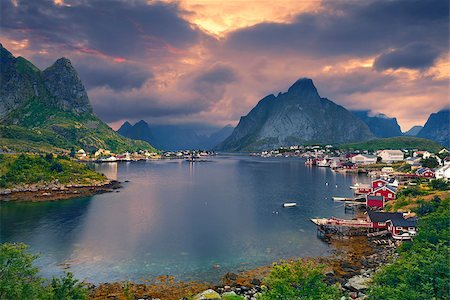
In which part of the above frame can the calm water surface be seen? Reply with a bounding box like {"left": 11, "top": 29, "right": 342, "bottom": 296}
{"left": 0, "top": 155, "right": 369, "bottom": 283}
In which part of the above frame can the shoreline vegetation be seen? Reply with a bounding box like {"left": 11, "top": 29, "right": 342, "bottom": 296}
{"left": 1, "top": 184, "right": 448, "bottom": 299}
{"left": 0, "top": 153, "right": 120, "bottom": 202}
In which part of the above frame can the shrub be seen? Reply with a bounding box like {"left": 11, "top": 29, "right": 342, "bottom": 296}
{"left": 430, "top": 179, "right": 449, "bottom": 191}
{"left": 0, "top": 242, "right": 88, "bottom": 300}
{"left": 260, "top": 261, "right": 341, "bottom": 300}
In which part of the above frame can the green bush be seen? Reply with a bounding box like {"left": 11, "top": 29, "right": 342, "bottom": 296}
{"left": 260, "top": 261, "right": 341, "bottom": 300}
{"left": 0, "top": 242, "right": 88, "bottom": 300}
{"left": 430, "top": 179, "right": 449, "bottom": 191}
{"left": 368, "top": 198, "right": 450, "bottom": 299}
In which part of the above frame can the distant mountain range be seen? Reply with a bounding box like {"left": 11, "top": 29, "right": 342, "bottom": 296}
{"left": 404, "top": 125, "right": 423, "bottom": 136}
{"left": 216, "top": 78, "right": 374, "bottom": 151}
{"left": 351, "top": 110, "right": 402, "bottom": 138}
{"left": 0, "top": 44, "right": 154, "bottom": 153}
{"left": 118, "top": 120, "right": 234, "bottom": 150}
{"left": 417, "top": 109, "right": 449, "bottom": 147}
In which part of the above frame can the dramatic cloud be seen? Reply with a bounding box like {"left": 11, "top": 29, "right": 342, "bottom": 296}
{"left": 1, "top": 0, "right": 449, "bottom": 130}
{"left": 226, "top": 0, "right": 449, "bottom": 58}
{"left": 1, "top": 0, "right": 203, "bottom": 59}
{"left": 373, "top": 43, "right": 441, "bottom": 71}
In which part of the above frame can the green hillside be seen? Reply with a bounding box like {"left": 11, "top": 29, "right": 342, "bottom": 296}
{"left": 0, "top": 44, "right": 156, "bottom": 154}
{"left": 340, "top": 136, "right": 443, "bottom": 152}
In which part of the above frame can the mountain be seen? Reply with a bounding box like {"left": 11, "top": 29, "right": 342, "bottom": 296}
{"left": 0, "top": 44, "right": 155, "bottom": 153}
{"left": 118, "top": 120, "right": 233, "bottom": 150}
{"left": 404, "top": 125, "right": 423, "bottom": 136}
{"left": 351, "top": 110, "right": 402, "bottom": 138}
{"left": 417, "top": 109, "right": 450, "bottom": 147}
{"left": 216, "top": 78, "right": 374, "bottom": 151}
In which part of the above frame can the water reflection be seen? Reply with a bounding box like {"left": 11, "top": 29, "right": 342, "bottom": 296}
{"left": 0, "top": 156, "right": 370, "bottom": 283}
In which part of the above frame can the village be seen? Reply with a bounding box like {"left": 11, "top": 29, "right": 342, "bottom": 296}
{"left": 72, "top": 148, "right": 216, "bottom": 162}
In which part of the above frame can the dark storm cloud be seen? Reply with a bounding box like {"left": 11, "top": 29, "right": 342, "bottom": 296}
{"left": 1, "top": 0, "right": 202, "bottom": 58}
{"left": 226, "top": 0, "right": 449, "bottom": 59}
{"left": 191, "top": 64, "right": 237, "bottom": 100}
{"left": 91, "top": 92, "right": 209, "bottom": 123}
{"left": 76, "top": 60, "right": 153, "bottom": 91}
{"left": 373, "top": 43, "right": 441, "bottom": 71}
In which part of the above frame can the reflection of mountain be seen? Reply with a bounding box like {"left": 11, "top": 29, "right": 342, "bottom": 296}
{"left": 0, "top": 198, "right": 92, "bottom": 260}
{"left": 118, "top": 120, "right": 234, "bottom": 150}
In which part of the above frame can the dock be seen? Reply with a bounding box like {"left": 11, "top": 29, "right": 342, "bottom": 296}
{"left": 311, "top": 217, "right": 372, "bottom": 228}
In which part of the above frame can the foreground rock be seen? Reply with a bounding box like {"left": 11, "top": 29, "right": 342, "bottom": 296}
{"left": 0, "top": 180, "right": 121, "bottom": 202}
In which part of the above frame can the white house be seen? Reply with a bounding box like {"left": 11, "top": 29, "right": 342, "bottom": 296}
{"left": 378, "top": 150, "right": 404, "bottom": 163}
{"left": 435, "top": 165, "right": 450, "bottom": 181}
{"left": 351, "top": 154, "right": 377, "bottom": 165}
{"left": 413, "top": 151, "right": 433, "bottom": 159}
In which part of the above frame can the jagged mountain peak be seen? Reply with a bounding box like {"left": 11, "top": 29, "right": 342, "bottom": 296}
{"left": 287, "top": 77, "right": 319, "bottom": 98}
{"left": 42, "top": 57, "right": 92, "bottom": 114}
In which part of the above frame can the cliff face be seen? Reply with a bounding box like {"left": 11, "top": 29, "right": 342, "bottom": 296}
{"left": 351, "top": 110, "right": 402, "bottom": 138}
{"left": 217, "top": 78, "right": 374, "bottom": 151}
{"left": 417, "top": 109, "right": 450, "bottom": 147}
{"left": 42, "top": 58, "right": 92, "bottom": 114}
{"left": 0, "top": 44, "right": 154, "bottom": 152}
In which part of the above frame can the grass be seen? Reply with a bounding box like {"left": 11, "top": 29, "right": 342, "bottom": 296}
{"left": 340, "top": 136, "right": 443, "bottom": 152}
{"left": 0, "top": 153, "right": 106, "bottom": 188}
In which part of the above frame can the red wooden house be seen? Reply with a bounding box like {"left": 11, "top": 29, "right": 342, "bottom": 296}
{"left": 367, "top": 211, "right": 403, "bottom": 229}
{"left": 416, "top": 167, "right": 435, "bottom": 178}
{"left": 366, "top": 195, "right": 384, "bottom": 209}
{"left": 387, "top": 218, "right": 417, "bottom": 240}
{"left": 372, "top": 185, "right": 397, "bottom": 201}
{"left": 371, "top": 178, "right": 389, "bottom": 189}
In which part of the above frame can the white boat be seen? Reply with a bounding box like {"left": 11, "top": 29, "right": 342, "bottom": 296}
{"left": 283, "top": 202, "right": 297, "bottom": 208}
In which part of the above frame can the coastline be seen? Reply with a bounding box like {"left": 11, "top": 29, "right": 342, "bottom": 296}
{"left": 89, "top": 235, "right": 395, "bottom": 300}
{"left": 0, "top": 180, "right": 121, "bottom": 202}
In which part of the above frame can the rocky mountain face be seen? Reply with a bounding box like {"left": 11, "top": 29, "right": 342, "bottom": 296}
{"left": 216, "top": 78, "right": 374, "bottom": 151}
{"left": 118, "top": 120, "right": 233, "bottom": 150}
{"left": 0, "top": 44, "right": 154, "bottom": 153}
{"left": 417, "top": 109, "right": 450, "bottom": 147}
{"left": 351, "top": 110, "right": 402, "bottom": 138}
{"left": 404, "top": 125, "right": 423, "bottom": 136}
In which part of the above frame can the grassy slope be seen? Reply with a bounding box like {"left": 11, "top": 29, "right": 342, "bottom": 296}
{"left": 340, "top": 136, "right": 443, "bottom": 152}
{"left": 0, "top": 154, "right": 106, "bottom": 188}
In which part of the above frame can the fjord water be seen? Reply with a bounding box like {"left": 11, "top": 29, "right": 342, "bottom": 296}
{"left": 0, "top": 156, "right": 369, "bottom": 283}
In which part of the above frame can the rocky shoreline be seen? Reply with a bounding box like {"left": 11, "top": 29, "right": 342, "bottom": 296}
{"left": 0, "top": 180, "right": 122, "bottom": 202}
{"left": 89, "top": 235, "right": 398, "bottom": 300}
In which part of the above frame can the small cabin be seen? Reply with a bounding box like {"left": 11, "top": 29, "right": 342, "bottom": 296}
{"left": 366, "top": 195, "right": 384, "bottom": 209}
{"left": 416, "top": 167, "right": 435, "bottom": 178}
{"left": 387, "top": 218, "right": 417, "bottom": 240}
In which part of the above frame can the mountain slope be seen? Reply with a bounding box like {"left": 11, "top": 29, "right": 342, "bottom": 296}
{"left": 417, "top": 109, "right": 450, "bottom": 147}
{"left": 216, "top": 78, "right": 374, "bottom": 151}
{"left": 0, "top": 44, "right": 155, "bottom": 153}
{"left": 404, "top": 125, "right": 423, "bottom": 136}
{"left": 118, "top": 120, "right": 233, "bottom": 150}
{"left": 351, "top": 110, "right": 402, "bottom": 138}
{"left": 341, "top": 136, "right": 443, "bottom": 152}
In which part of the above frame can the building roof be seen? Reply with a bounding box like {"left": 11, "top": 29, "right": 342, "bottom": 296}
{"left": 380, "top": 150, "right": 403, "bottom": 155}
{"left": 367, "top": 211, "right": 403, "bottom": 222}
{"left": 373, "top": 185, "right": 397, "bottom": 193}
{"left": 416, "top": 167, "right": 433, "bottom": 175}
{"left": 389, "top": 218, "right": 418, "bottom": 227}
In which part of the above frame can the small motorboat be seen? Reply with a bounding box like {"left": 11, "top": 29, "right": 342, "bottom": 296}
{"left": 283, "top": 202, "right": 297, "bottom": 208}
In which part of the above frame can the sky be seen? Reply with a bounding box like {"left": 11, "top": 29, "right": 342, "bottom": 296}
{"left": 1, "top": 0, "right": 449, "bottom": 131}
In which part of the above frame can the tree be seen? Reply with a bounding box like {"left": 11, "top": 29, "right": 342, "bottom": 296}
{"left": 420, "top": 157, "right": 439, "bottom": 169}
{"left": 0, "top": 243, "right": 46, "bottom": 299}
{"left": 260, "top": 261, "right": 341, "bottom": 300}
{"left": 0, "top": 243, "right": 88, "bottom": 300}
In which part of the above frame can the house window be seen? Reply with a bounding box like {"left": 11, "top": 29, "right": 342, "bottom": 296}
{"left": 388, "top": 193, "right": 392, "bottom": 198}
{"left": 378, "top": 182, "right": 382, "bottom": 186}
{"left": 408, "top": 227, "right": 415, "bottom": 231}
{"left": 376, "top": 193, "right": 381, "bottom": 196}
{"left": 378, "top": 222, "right": 386, "bottom": 227}
{"left": 396, "top": 226, "right": 402, "bottom": 230}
